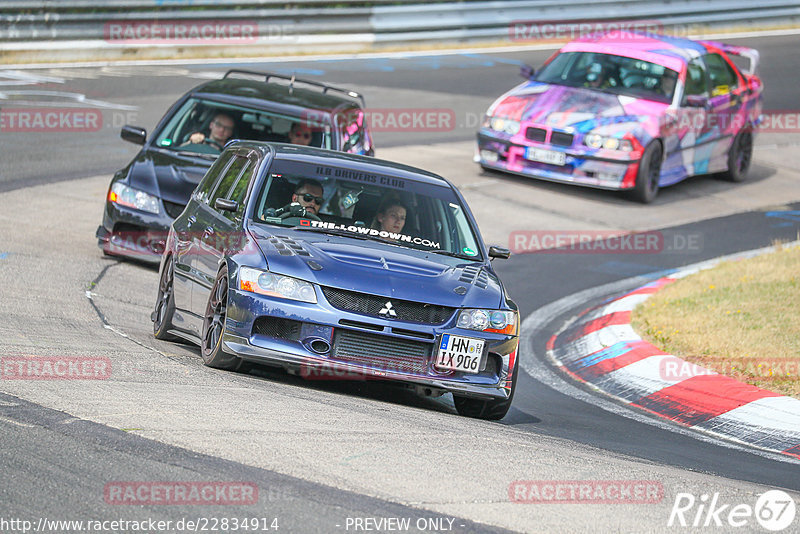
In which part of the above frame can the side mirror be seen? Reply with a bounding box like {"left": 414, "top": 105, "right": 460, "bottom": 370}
{"left": 684, "top": 95, "right": 709, "bottom": 108}
{"left": 121, "top": 125, "right": 147, "bottom": 145}
{"left": 488, "top": 246, "right": 511, "bottom": 260}
{"left": 520, "top": 64, "right": 536, "bottom": 80}
{"left": 214, "top": 198, "right": 238, "bottom": 212}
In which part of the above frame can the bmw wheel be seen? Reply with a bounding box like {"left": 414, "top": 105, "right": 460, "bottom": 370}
{"left": 721, "top": 129, "right": 752, "bottom": 182}
{"left": 630, "top": 141, "right": 662, "bottom": 204}
{"left": 201, "top": 265, "right": 243, "bottom": 370}
{"left": 153, "top": 255, "right": 178, "bottom": 341}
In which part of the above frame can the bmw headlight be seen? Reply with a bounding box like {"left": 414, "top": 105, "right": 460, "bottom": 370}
{"left": 457, "top": 309, "right": 518, "bottom": 335}
{"left": 485, "top": 116, "right": 521, "bottom": 136}
{"left": 584, "top": 132, "right": 633, "bottom": 152}
{"left": 238, "top": 267, "right": 317, "bottom": 304}
{"left": 108, "top": 182, "right": 160, "bottom": 214}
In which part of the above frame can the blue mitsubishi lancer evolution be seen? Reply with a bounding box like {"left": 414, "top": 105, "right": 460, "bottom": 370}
{"left": 152, "top": 142, "right": 519, "bottom": 419}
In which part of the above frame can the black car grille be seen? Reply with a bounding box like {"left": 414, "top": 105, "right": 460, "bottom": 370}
{"left": 331, "top": 329, "right": 430, "bottom": 374}
{"left": 163, "top": 200, "right": 187, "bottom": 219}
{"left": 252, "top": 317, "right": 302, "bottom": 340}
{"left": 321, "top": 287, "right": 455, "bottom": 325}
{"left": 526, "top": 127, "right": 546, "bottom": 142}
{"left": 550, "top": 131, "right": 574, "bottom": 147}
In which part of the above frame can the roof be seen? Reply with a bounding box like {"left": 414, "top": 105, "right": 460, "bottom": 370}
{"left": 191, "top": 77, "right": 362, "bottom": 117}
{"left": 562, "top": 32, "right": 710, "bottom": 73}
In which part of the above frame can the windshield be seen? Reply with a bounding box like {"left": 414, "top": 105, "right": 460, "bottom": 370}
{"left": 153, "top": 97, "right": 333, "bottom": 156}
{"left": 252, "top": 159, "right": 483, "bottom": 259}
{"left": 536, "top": 51, "right": 679, "bottom": 104}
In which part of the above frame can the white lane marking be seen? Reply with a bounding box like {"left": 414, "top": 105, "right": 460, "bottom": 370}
{"left": 0, "top": 70, "right": 65, "bottom": 86}
{"left": 0, "top": 416, "right": 35, "bottom": 428}
{"left": 519, "top": 240, "right": 800, "bottom": 463}
{"left": 0, "top": 90, "right": 138, "bottom": 110}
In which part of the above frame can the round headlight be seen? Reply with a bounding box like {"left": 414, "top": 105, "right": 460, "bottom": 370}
{"left": 585, "top": 133, "right": 603, "bottom": 148}
{"left": 276, "top": 277, "right": 298, "bottom": 297}
{"left": 603, "top": 137, "right": 620, "bottom": 150}
{"left": 457, "top": 312, "right": 473, "bottom": 329}
{"left": 490, "top": 117, "right": 505, "bottom": 131}
{"left": 298, "top": 285, "right": 315, "bottom": 302}
{"left": 471, "top": 310, "right": 490, "bottom": 330}
{"left": 257, "top": 273, "right": 275, "bottom": 290}
{"left": 490, "top": 311, "right": 508, "bottom": 329}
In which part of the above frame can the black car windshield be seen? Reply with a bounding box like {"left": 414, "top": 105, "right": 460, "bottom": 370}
{"left": 153, "top": 97, "right": 333, "bottom": 156}
{"left": 252, "top": 158, "right": 483, "bottom": 259}
{"left": 536, "top": 51, "right": 679, "bottom": 104}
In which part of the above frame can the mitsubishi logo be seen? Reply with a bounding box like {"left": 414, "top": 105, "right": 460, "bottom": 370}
{"left": 379, "top": 301, "right": 397, "bottom": 317}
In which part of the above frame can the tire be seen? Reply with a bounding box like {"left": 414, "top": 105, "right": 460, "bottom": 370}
{"left": 720, "top": 129, "right": 752, "bottom": 182}
{"left": 201, "top": 265, "right": 244, "bottom": 370}
{"left": 453, "top": 355, "right": 519, "bottom": 420}
{"left": 630, "top": 141, "right": 662, "bottom": 204}
{"left": 153, "top": 255, "right": 178, "bottom": 341}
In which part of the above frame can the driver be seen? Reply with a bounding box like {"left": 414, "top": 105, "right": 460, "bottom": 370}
{"left": 184, "top": 112, "right": 235, "bottom": 152}
{"left": 292, "top": 179, "right": 324, "bottom": 215}
{"left": 584, "top": 63, "right": 610, "bottom": 89}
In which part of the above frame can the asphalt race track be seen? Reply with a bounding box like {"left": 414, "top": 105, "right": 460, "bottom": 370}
{"left": 1, "top": 33, "right": 800, "bottom": 533}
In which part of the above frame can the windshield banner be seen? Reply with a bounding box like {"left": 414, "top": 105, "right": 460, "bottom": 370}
{"left": 306, "top": 220, "right": 441, "bottom": 249}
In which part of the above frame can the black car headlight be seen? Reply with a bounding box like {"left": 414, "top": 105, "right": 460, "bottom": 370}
{"left": 484, "top": 116, "right": 521, "bottom": 136}
{"left": 584, "top": 132, "right": 634, "bottom": 151}
{"left": 457, "top": 309, "right": 518, "bottom": 335}
{"left": 108, "top": 182, "right": 161, "bottom": 214}
{"left": 238, "top": 267, "right": 317, "bottom": 304}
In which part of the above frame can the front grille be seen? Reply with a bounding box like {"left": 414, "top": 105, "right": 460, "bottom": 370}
{"left": 252, "top": 317, "right": 302, "bottom": 340}
{"left": 163, "top": 200, "right": 186, "bottom": 219}
{"left": 526, "top": 127, "right": 546, "bottom": 142}
{"left": 321, "top": 286, "right": 455, "bottom": 325}
{"left": 331, "top": 329, "right": 431, "bottom": 374}
{"left": 550, "top": 131, "right": 574, "bottom": 147}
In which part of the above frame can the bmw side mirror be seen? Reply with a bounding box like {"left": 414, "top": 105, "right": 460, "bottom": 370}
{"left": 215, "top": 198, "right": 238, "bottom": 212}
{"left": 121, "top": 125, "right": 147, "bottom": 145}
{"left": 520, "top": 64, "right": 536, "bottom": 80}
{"left": 685, "top": 95, "right": 709, "bottom": 109}
{"left": 488, "top": 246, "right": 511, "bottom": 260}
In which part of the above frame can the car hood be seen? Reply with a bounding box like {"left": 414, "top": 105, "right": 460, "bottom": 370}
{"left": 489, "top": 81, "right": 667, "bottom": 134}
{"left": 126, "top": 149, "right": 213, "bottom": 205}
{"left": 248, "top": 226, "right": 504, "bottom": 309}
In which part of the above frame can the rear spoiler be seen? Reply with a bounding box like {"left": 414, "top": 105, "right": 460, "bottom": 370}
{"left": 701, "top": 41, "right": 760, "bottom": 75}
{"left": 223, "top": 69, "right": 366, "bottom": 106}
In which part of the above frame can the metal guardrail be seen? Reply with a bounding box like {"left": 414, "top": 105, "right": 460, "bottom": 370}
{"left": 1, "top": 0, "right": 799, "bottom": 60}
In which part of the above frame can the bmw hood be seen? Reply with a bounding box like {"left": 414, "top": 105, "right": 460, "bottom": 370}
{"left": 248, "top": 227, "right": 504, "bottom": 310}
{"left": 126, "top": 149, "right": 212, "bottom": 206}
{"left": 488, "top": 81, "right": 666, "bottom": 134}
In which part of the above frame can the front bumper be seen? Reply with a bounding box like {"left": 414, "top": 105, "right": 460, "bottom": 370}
{"left": 476, "top": 132, "right": 640, "bottom": 190}
{"left": 97, "top": 198, "right": 176, "bottom": 263}
{"left": 223, "top": 288, "right": 519, "bottom": 401}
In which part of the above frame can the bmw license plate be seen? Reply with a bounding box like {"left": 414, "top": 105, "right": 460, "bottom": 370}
{"left": 524, "top": 147, "right": 566, "bottom": 166}
{"left": 435, "top": 334, "right": 485, "bottom": 373}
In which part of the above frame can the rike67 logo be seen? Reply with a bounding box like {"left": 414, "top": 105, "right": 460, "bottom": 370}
{"left": 668, "top": 490, "right": 797, "bottom": 531}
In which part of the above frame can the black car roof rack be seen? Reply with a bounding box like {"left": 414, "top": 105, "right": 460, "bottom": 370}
{"left": 223, "top": 69, "right": 365, "bottom": 106}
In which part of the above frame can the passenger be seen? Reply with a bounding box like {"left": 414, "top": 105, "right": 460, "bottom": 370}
{"left": 372, "top": 196, "right": 407, "bottom": 234}
{"left": 184, "top": 112, "right": 235, "bottom": 152}
{"left": 288, "top": 122, "right": 313, "bottom": 146}
{"left": 292, "top": 179, "right": 324, "bottom": 215}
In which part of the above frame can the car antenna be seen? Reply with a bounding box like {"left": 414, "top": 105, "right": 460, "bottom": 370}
{"left": 289, "top": 73, "right": 295, "bottom": 96}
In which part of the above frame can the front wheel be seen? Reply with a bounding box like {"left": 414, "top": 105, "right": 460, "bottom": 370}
{"left": 630, "top": 141, "right": 662, "bottom": 204}
{"left": 201, "top": 265, "right": 244, "bottom": 370}
{"left": 453, "top": 355, "right": 518, "bottom": 420}
{"left": 720, "top": 129, "right": 752, "bottom": 182}
{"left": 153, "top": 255, "right": 178, "bottom": 341}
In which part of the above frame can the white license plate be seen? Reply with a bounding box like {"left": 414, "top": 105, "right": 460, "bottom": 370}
{"left": 525, "top": 147, "right": 566, "bottom": 166}
{"left": 435, "top": 334, "right": 485, "bottom": 373}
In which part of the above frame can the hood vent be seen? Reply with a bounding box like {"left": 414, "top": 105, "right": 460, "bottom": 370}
{"left": 458, "top": 266, "right": 488, "bottom": 289}
{"left": 269, "top": 236, "right": 311, "bottom": 257}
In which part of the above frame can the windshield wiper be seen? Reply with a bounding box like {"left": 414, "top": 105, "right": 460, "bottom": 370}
{"left": 427, "top": 249, "right": 476, "bottom": 260}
